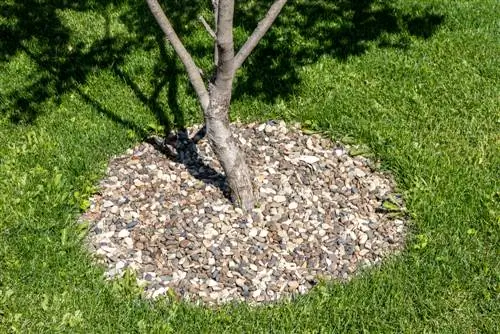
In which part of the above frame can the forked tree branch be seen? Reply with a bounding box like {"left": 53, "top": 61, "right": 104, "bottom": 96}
{"left": 234, "top": 0, "right": 288, "bottom": 72}
{"left": 146, "top": 0, "right": 210, "bottom": 111}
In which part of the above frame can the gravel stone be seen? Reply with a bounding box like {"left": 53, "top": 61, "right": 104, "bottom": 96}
{"left": 273, "top": 195, "right": 287, "bottom": 203}
{"left": 117, "top": 229, "right": 130, "bottom": 238}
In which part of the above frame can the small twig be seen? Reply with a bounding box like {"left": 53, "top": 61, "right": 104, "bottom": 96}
{"left": 198, "top": 16, "right": 216, "bottom": 39}
{"left": 294, "top": 170, "right": 304, "bottom": 185}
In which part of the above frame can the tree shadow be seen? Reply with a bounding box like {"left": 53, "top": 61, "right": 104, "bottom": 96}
{"left": 232, "top": 0, "right": 445, "bottom": 101}
{"left": 1, "top": 0, "right": 444, "bottom": 124}
{"left": 0, "top": 0, "right": 139, "bottom": 126}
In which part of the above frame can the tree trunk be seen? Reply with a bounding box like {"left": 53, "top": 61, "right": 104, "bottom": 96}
{"left": 201, "top": 0, "right": 255, "bottom": 210}
{"left": 145, "top": 0, "right": 288, "bottom": 210}
{"left": 205, "top": 86, "right": 255, "bottom": 210}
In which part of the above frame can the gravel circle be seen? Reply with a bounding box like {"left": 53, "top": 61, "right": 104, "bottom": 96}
{"left": 80, "top": 121, "right": 407, "bottom": 305}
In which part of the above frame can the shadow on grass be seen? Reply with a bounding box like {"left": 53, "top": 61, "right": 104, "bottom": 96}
{"left": 233, "top": 0, "right": 445, "bottom": 101}
{"left": 0, "top": 0, "right": 136, "bottom": 126}
{"left": 1, "top": 0, "right": 444, "bottom": 126}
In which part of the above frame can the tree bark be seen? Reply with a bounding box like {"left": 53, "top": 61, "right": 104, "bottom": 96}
{"left": 205, "top": 0, "right": 255, "bottom": 210}
{"left": 205, "top": 89, "right": 255, "bottom": 210}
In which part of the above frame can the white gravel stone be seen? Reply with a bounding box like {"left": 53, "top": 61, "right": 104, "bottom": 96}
{"left": 359, "top": 232, "right": 368, "bottom": 245}
{"left": 359, "top": 249, "right": 370, "bottom": 256}
{"left": 152, "top": 287, "right": 167, "bottom": 298}
{"left": 299, "top": 155, "right": 320, "bottom": 164}
{"left": 116, "top": 261, "right": 126, "bottom": 270}
{"left": 273, "top": 195, "right": 287, "bottom": 203}
{"left": 100, "top": 246, "right": 116, "bottom": 253}
{"left": 248, "top": 228, "right": 259, "bottom": 238}
{"left": 117, "top": 229, "right": 130, "bottom": 238}
{"left": 252, "top": 289, "right": 262, "bottom": 298}
{"left": 124, "top": 237, "right": 134, "bottom": 248}
{"left": 206, "top": 279, "right": 219, "bottom": 287}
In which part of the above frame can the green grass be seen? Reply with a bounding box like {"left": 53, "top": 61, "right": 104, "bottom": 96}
{"left": 1, "top": 0, "right": 499, "bottom": 332}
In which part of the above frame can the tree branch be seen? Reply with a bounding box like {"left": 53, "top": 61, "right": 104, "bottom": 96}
{"left": 145, "top": 0, "right": 209, "bottom": 112}
{"left": 234, "top": 0, "right": 288, "bottom": 72}
{"left": 212, "top": 0, "right": 219, "bottom": 66}
{"left": 198, "top": 15, "right": 216, "bottom": 39}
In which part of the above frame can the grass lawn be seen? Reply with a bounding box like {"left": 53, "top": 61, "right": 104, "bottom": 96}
{"left": 1, "top": 0, "right": 499, "bottom": 332}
